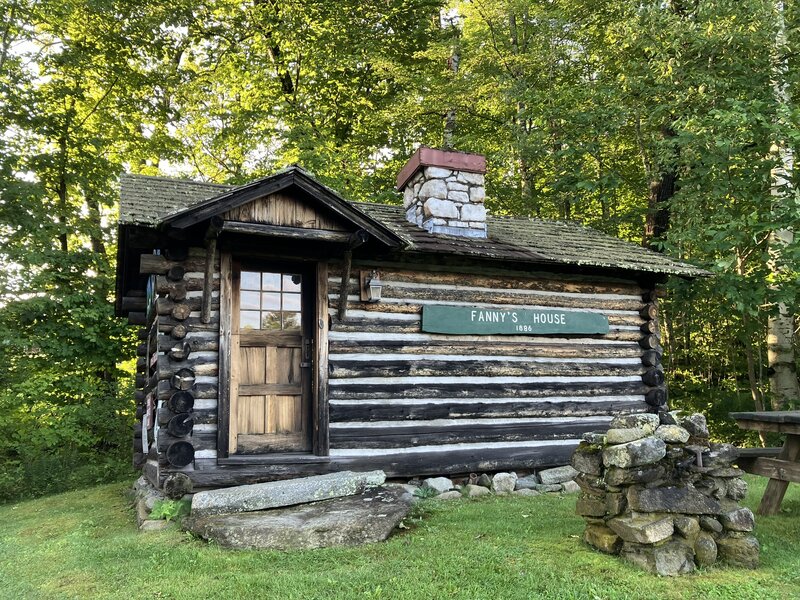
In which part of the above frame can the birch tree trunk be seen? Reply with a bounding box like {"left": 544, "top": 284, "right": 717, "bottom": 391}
{"left": 767, "top": 0, "right": 800, "bottom": 410}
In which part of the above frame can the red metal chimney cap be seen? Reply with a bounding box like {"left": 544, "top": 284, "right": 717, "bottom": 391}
{"left": 396, "top": 147, "right": 486, "bottom": 190}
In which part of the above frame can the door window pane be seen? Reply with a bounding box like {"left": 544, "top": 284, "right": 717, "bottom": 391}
{"left": 283, "top": 312, "right": 301, "bottom": 330}
{"left": 283, "top": 274, "right": 302, "bottom": 292}
{"left": 238, "top": 269, "right": 304, "bottom": 331}
{"left": 240, "top": 291, "right": 260, "bottom": 310}
{"left": 283, "top": 292, "right": 301, "bottom": 311}
{"left": 240, "top": 310, "right": 260, "bottom": 330}
{"left": 261, "top": 311, "right": 282, "bottom": 330}
{"left": 241, "top": 271, "right": 261, "bottom": 290}
{"left": 261, "top": 272, "right": 281, "bottom": 291}
{"left": 261, "top": 292, "right": 281, "bottom": 310}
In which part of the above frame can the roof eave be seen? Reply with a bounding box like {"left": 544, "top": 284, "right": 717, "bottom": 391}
{"left": 159, "top": 168, "right": 405, "bottom": 250}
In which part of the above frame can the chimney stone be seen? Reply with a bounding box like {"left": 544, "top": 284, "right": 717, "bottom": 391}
{"left": 397, "top": 147, "right": 487, "bottom": 238}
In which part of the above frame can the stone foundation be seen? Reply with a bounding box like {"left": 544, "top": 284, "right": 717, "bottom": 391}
{"left": 573, "top": 412, "right": 759, "bottom": 575}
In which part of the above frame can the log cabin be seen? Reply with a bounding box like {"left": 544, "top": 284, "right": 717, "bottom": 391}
{"left": 115, "top": 148, "right": 706, "bottom": 490}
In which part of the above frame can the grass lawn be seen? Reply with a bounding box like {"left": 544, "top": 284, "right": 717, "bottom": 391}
{"left": 0, "top": 476, "right": 798, "bottom": 600}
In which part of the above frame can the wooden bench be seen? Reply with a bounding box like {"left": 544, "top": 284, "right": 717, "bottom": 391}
{"left": 730, "top": 411, "right": 800, "bottom": 515}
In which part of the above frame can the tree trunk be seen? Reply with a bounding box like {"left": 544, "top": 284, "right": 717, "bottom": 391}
{"left": 767, "top": 1, "right": 800, "bottom": 410}
{"left": 643, "top": 127, "right": 677, "bottom": 249}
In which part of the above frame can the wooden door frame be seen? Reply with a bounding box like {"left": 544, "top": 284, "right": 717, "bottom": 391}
{"left": 217, "top": 252, "right": 329, "bottom": 460}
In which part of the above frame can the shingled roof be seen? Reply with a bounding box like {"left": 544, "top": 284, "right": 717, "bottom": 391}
{"left": 119, "top": 173, "right": 234, "bottom": 225}
{"left": 118, "top": 172, "right": 706, "bottom": 277}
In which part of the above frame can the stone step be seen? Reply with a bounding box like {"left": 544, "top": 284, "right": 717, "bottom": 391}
{"left": 191, "top": 470, "right": 386, "bottom": 517}
{"left": 184, "top": 487, "right": 411, "bottom": 550}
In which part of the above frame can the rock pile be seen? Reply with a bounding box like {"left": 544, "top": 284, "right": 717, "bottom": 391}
{"left": 404, "top": 466, "right": 581, "bottom": 500}
{"left": 573, "top": 412, "right": 759, "bottom": 576}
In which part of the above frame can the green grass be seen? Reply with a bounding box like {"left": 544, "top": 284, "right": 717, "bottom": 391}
{"left": 0, "top": 477, "right": 799, "bottom": 600}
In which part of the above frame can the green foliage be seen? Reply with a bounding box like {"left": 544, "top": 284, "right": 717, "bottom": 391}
{"left": 149, "top": 499, "right": 191, "bottom": 522}
{"left": 412, "top": 486, "right": 440, "bottom": 499}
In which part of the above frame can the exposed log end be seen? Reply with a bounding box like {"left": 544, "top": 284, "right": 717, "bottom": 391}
{"left": 128, "top": 312, "right": 147, "bottom": 326}
{"left": 642, "top": 369, "right": 665, "bottom": 387}
{"left": 645, "top": 387, "right": 667, "bottom": 407}
{"left": 639, "top": 334, "right": 660, "bottom": 350}
{"left": 167, "top": 265, "right": 186, "bottom": 282}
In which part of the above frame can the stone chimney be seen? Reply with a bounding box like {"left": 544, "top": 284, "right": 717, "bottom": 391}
{"left": 396, "top": 147, "right": 487, "bottom": 238}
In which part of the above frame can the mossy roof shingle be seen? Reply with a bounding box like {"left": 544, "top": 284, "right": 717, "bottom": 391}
{"left": 119, "top": 172, "right": 706, "bottom": 277}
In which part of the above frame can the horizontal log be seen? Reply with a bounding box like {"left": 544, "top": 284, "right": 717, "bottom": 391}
{"left": 329, "top": 282, "right": 645, "bottom": 312}
{"left": 330, "top": 418, "right": 608, "bottom": 449}
{"left": 158, "top": 336, "right": 219, "bottom": 353}
{"left": 121, "top": 296, "right": 147, "bottom": 311}
{"left": 330, "top": 397, "right": 644, "bottom": 422}
{"left": 166, "top": 283, "right": 187, "bottom": 302}
{"left": 140, "top": 254, "right": 214, "bottom": 275}
{"left": 158, "top": 407, "right": 217, "bottom": 426}
{"left": 737, "top": 456, "right": 800, "bottom": 483}
{"left": 157, "top": 355, "right": 219, "bottom": 380}
{"left": 157, "top": 380, "right": 217, "bottom": 400}
{"left": 351, "top": 269, "right": 643, "bottom": 296}
{"left": 177, "top": 443, "right": 578, "bottom": 486}
{"left": 328, "top": 340, "right": 643, "bottom": 358}
{"left": 330, "top": 380, "right": 647, "bottom": 400}
{"left": 156, "top": 275, "right": 219, "bottom": 294}
{"left": 157, "top": 431, "right": 216, "bottom": 453}
{"left": 157, "top": 317, "right": 220, "bottom": 333}
{"left": 222, "top": 221, "right": 354, "bottom": 243}
{"left": 329, "top": 359, "right": 643, "bottom": 379}
{"left": 156, "top": 298, "right": 218, "bottom": 318}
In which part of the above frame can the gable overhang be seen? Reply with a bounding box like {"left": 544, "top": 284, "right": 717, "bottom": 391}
{"left": 159, "top": 168, "right": 404, "bottom": 250}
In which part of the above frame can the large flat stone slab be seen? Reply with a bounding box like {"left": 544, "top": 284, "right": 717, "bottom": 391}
{"left": 185, "top": 487, "right": 411, "bottom": 550}
{"left": 191, "top": 470, "right": 386, "bottom": 517}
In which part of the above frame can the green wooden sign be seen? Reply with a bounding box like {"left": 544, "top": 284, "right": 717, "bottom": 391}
{"left": 421, "top": 305, "right": 609, "bottom": 335}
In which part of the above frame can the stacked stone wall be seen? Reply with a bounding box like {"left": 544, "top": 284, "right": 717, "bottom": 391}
{"left": 403, "top": 166, "right": 487, "bottom": 237}
{"left": 573, "top": 412, "right": 759, "bottom": 576}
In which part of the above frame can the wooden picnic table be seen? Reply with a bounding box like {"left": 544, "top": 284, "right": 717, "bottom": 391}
{"left": 730, "top": 411, "right": 800, "bottom": 516}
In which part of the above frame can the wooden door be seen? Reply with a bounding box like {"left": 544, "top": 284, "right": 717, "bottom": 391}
{"left": 229, "top": 264, "right": 312, "bottom": 454}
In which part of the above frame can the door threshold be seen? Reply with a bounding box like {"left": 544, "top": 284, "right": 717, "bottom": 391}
{"left": 218, "top": 454, "right": 331, "bottom": 465}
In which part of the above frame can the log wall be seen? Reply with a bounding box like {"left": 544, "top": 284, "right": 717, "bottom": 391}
{"left": 324, "top": 265, "right": 663, "bottom": 477}
{"left": 133, "top": 251, "right": 664, "bottom": 489}
{"left": 135, "top": 246, "right": 221, "bottom": 489}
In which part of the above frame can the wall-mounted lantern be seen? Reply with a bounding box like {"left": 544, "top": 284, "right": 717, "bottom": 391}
{"left": 366, "top": 270, "right": 382, "bottom": 303}
{"left": 360, "top": 270, "right": 382, "bottom": 303}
